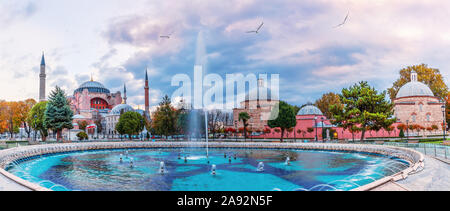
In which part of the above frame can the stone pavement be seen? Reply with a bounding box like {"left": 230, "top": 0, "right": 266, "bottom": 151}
{"left": 0, "top": 172, "right": 31, "bottom": 191}
{"left": 373, "top": 155, "right": 450, "bottom": 191}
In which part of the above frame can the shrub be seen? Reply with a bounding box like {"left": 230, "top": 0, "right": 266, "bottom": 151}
{"left": 77, "top": 131, "right": 88, "bottom": 140}
{"left": 399, "top": 129, "right": 405, "bottom": 138}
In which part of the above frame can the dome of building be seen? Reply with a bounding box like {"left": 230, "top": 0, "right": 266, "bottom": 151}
{"left": 110, "top": 103, "right": 134, "bottom": 115}
{"left": 74, "top": 80, "right": 110, "bottom": 94}
{"left": 396, "top": 82, "right": 434, "bottom": 98}
{"left": 396, "top": 71, "right": 434, "bottom": 98}
{"left": 73, "top": 114, "right": 86, "bottom": 119}
{"left": 297, "top": 105, "right": 323, "bottom": 116}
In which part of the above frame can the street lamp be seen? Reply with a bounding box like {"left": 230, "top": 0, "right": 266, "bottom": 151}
{"left": 321, "top": 117, "right": 325, "bottom": 142}
{"left": 234, "top": 120, "right": 237, "bottom": 142}
{"left": 406, "top": 120, "right": 409, "bottom": 141}
{"left": 33, "top": 115, "right": 37, "bottom": 142}
{"left": 314, "top": 116, "right": 318, "bottom": 141}
{"left": 442, "top": 104, "right": 446, "bottom": 141}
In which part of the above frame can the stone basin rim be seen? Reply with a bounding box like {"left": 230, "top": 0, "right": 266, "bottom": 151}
{"left": 0, "top": 141, "right": 425, "bottom": 191}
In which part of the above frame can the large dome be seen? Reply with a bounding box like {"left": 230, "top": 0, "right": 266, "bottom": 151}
{"left": 74, "top": 81, "right": 110, "bottom": 94}
{"left": 396, "top": 81, "right": 434, "bottom": 99}
{"left": 110, "top": 104, "right": 134, "bottom": 115}
{"left": 297, "top": 105, "right": 323, "bottom": 116}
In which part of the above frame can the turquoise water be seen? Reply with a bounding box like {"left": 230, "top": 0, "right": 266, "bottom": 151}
{"left": 6, "top": 148, "right": 408, "bottom": 191}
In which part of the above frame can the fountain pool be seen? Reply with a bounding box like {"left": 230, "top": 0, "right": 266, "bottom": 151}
{"left": 5, "top": 147, "right": 409, "bottom": 191}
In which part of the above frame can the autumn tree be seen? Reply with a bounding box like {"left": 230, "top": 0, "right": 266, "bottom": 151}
{"left": 388, "top": 64, "right": 448, "bottom": 101}
{"left": 315, "top": 92, "right": 343, "bottom": 119}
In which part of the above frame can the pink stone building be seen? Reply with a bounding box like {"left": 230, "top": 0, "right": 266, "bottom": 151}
{"left": 68, "top": 80, "right": 122, "bottom": 120}
{"left": 393, "top": 71, "right": 445, "bottom": 131}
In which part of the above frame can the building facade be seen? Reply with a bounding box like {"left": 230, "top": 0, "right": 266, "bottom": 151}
{"left": 233, "top": 78, "right": 279, "bottom": 131}
{"left": 393, "top": 71, "right": 445, "bottom": 131}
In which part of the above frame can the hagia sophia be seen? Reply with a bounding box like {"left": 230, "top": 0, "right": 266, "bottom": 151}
{"left": 38, "top": 53, "right": 151, "bottom": 138}
{"left": 38, "top": 52, "right": 445, "bottom": 140}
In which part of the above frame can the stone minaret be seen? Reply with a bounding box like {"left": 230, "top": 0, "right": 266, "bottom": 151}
{"left": 123, "top": 83, "right": 127, "bottom": 104}
{"left": 39, "top": 52, "right": 46, "bottom": 102}
{"left": 144, "top": 68, "right": 150, "bottom": 116}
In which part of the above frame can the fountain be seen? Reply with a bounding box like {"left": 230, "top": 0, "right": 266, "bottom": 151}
{"left": 257, "top": 162, "right": 264, "bottom": 172}
{"left": 285, "top": 157, "right": 291, "bottom": 166}
{"left": 211, "top": 164, "right": 216, "bottom": 175}
{"left": 159, "top": 161, "right": 166, "bottom": 174}
{"left": 129, "top": 158, "right": 134, "bottom": 168}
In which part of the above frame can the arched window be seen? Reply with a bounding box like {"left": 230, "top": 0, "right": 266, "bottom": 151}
{"left": 412, "top": 114, "right": 416, "bottom": 122}
{"left": 426, "top": 114, "right": 431, "bottom": 122}
{"left": 419, "top": 103, "right": 423, "bottom": 112}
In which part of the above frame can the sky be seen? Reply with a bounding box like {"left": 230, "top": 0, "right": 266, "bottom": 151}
{"left": 0, "top": 0, "right": 449, "bottom": 110}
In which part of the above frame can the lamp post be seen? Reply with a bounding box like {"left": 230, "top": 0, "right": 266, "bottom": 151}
{"left": 406, "top": 120, "right": 409, "bottom": 141}
{"left": 33, "top": 115, "right": 37, "bottom": 142}
{"left": 442, "top": 104, "right": 446, "bottom": 141}
{"left": 321, "top": 117, "right": 324, "bottom": 142}
{"left": 234, "top": 120, "right": 237, "bottom": 142}
{"left": 314, "top": 116, "right": 318, "bottom": 141}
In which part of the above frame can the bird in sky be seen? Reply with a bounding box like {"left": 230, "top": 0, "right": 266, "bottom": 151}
{"left": 246, "top": 22, "right": 264, "bottom": 33}
{"left": 334, "top": 11, "right": 349, "bottom": 28}
{"left": 159, "top": 32, "right": 174, "bottom": 39}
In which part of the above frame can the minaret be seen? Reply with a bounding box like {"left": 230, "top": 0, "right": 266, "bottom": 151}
{"left": 123, "top": 83, "right": 127, "bottom": 104}
{"left": 39, "top": 52, "right": 46, "bottom": 102}
{"left": 144, "top": 68, "right": 150, "bottom": 116}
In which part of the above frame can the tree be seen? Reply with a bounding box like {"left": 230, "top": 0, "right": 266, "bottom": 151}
{"left": 116, "top": 111, "right": 145, "bottom": 140}
{"left": 152, "top": 95, "right": 178, "bottom": 139}
{"left": 76, "top": 131, "right": 88, "bottom": 140}
{"left": 22, "top": 99, "right": 37, "bottom": 138}
{"left": 330, "top": 81, "right": 396, "bottom": 142}
{"left": 388, "top": 64, "right": 448, "bottom": 101}
{"left": 315, "top": 92, "right": 343, "bottom": 119}
{"left": 207, "top": 109, "right": 225, "bottom": 140}
{"left": 238, "top": 112, "right": 250, "bottom": 140}
{"left": 44, "top": 86, "right": 74, "bottom": 142}
{"left": 28, "top": 101, "right": 49, "bottom": 141}
{"left": 267, "top": 101, "right": 297, "bottom": 142}
{"left": 77, "top": 120, "right": 88, "bottom": 131}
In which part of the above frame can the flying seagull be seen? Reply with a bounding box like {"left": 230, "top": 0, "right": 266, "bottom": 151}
{"left": 247, "top": 22, "right": 264, "bottom": 33}
{"left": 334, "top": 11, "right": 349, "bottom": 28}
{"left": 159, "top": 32, "right": 174, "bottom": 39}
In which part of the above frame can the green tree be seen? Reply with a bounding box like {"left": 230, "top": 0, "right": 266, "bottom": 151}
{"left": 330, "top": 81, "right": 396, "bottom": 142}
{"left": 388, "top": 64, "right": 448, "bottom": 101}
{"left": 28, "top": 101, "right": 49, "bottom": 141}
{"left": 44, "top": 86, "right": 74, "bottom": 142}
{"left": 238, "top": 112, "right": 250, "bottom": 140}
{"left": 115, "top": 111, "right": 145, "bottom": 140}
{"left": 267, "top": 101, "right": 297, "bottom": 142}
{"left": 76, "top": 131, "right": 88, "bottom": 140}
{"left": 151, "top": 95, "right": 178, "bottom": 139}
